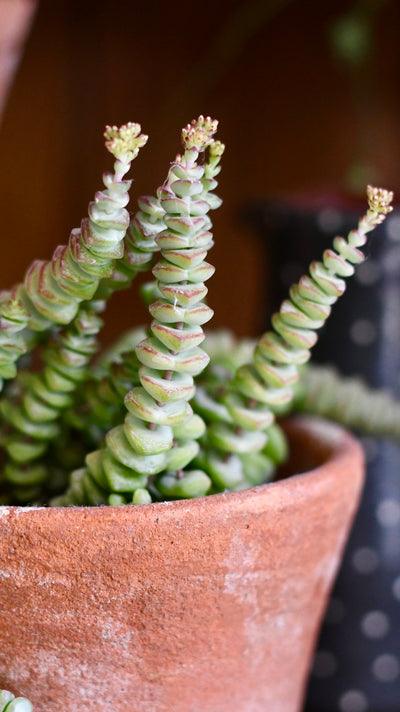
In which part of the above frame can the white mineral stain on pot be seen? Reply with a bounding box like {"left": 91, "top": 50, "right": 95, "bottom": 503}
{"left": 100, "top": 617, "right": 133, "bottom": 649}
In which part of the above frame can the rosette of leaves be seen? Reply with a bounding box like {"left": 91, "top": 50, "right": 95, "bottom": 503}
{"left": 0, "top": 690, "right": 32, "bottom": 712}
{"left": 0, "top": 123, "right": 147, "bottom": 393}
{"left": 53, "top": 117, "right": 223, "bottom": 506}
{"left": 193, "top": 186, "right": 394, "bottom": 492}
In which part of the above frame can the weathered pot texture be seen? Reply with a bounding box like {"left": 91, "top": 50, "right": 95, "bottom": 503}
{"left": 0, "top": 416, "right": 364, "bottom": 712}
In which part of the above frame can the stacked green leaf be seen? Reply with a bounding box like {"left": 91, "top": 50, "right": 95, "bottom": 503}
{"left": 94, "top": 190, "right": 165, "bottom": 298}
{"left": 194, "top": 186, "right": 394, "bottom": 491}
{"left": 95, "top": 119, "right": 224, "bottom": 301}
{"left": 57, "top": 133, "right": 226, "bottom": 450}
{"left": 0, "top": 123, "right": 147, "bottom": 393}
{"left": 194, "top": 329, "right": 286, "bottom": 491}
{"left": 0, "top": 690, "right": 32, "bottom": 712}
{"left": 52, "top": 116, "right": 224, "bottom": 506}
{"left": 0, "top": 306, "right": 103, "bottom": 502}
{"left": 63, "top": 335, "right": 145, "bottom": 445}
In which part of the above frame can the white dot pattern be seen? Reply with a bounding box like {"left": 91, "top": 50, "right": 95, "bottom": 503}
{"left": 372, "top": 654, "right": 400, "bottom": 682}
{"left": 386, "top": 214, "right": 400, "bottom": 242}
{"left": 316, "top": 208, "right": 343, "bottom": 233}
{"left": 360, "top": 610, "right": 390, "bottom": 639}
{"left": 392, "top": 576, "right": 400, "bottom": 601}
{"left": 359, "top": 437, "right": 379, "bottom": 463}
{"left": 338, "top": 689, "right": 368, "bottom": 712}
{"left": 355, "top": 260, "right": 381, "bottom": 286}
{"left": 309, "top": 452, "right": 400, "bottom": 712}
{"left": 382, "top": 246, "right": 400, "bottom": 276}
{"left": 352, "top": 547, "right": 379, "bottom": 575}
{"left": 349, "top": 319, "right": 377, "bottom": 346}
{"left": 376, "top": 499, "right": 400, "bottom": 527}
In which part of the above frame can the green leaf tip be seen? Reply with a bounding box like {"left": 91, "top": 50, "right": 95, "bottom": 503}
{"left": 367, "top": 185, "right": 393, "bottom": 216}
{"left": 181, "top": 115, "right": 219, "bottom": 151}
{"left": 0, "top": 689, "right": 32, "bottom": 712}
{"left": 104, "top": 122, "right": 148, "bottom": 161}
{"left": 208, "top": 139, "right": 225, "bottom": 158}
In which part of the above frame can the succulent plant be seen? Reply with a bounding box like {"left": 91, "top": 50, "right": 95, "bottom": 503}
{"left": 191, "top": 185, "right": 394, "bottom": 491}
{"left": 0, "top": 117, "right": 395, "bottom": 510}
{"left": 0, "top": 123, "right": 147, "bottom": 390}
{"left": 53, "top": 117, "right": 223, "bottom": 505}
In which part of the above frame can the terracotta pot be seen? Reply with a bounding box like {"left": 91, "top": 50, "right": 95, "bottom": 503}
{"left": 0, "top": 416, "right": 364, "bottom": 712}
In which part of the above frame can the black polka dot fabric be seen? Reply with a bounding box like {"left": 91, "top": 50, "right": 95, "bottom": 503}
{"left": 247, "top": 197, "right": 400, "bottom": 712}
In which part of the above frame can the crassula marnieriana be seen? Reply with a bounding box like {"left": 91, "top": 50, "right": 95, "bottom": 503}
{"left": 193, "top": 186, "right": 393, "bottom": 491}
{"left": 53, "top": 116, "right": 224, "bottom": 505}
{"left": 0, "top": 123, "right": 147, "bottom": 394}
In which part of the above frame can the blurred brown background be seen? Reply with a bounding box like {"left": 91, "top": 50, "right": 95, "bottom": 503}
{"left": 0, "top": 0, "right": 399, "bottom": 346}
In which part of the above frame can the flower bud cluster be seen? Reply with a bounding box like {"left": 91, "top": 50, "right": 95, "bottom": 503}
{"left": 55, "top": 118, "right": 222, "bottom": 505}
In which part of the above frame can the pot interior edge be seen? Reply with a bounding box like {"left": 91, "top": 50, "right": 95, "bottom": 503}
{"left": 0, "top": 416, "right": 363, "bottom": 518}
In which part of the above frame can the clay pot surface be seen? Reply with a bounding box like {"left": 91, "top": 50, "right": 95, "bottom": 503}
{"left": 0, "top": 416, "right": 364, "bottom": 712}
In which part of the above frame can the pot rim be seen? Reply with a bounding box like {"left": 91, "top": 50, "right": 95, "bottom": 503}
{"left": 0, "top": 416, "right": 364, "bottom": 518}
